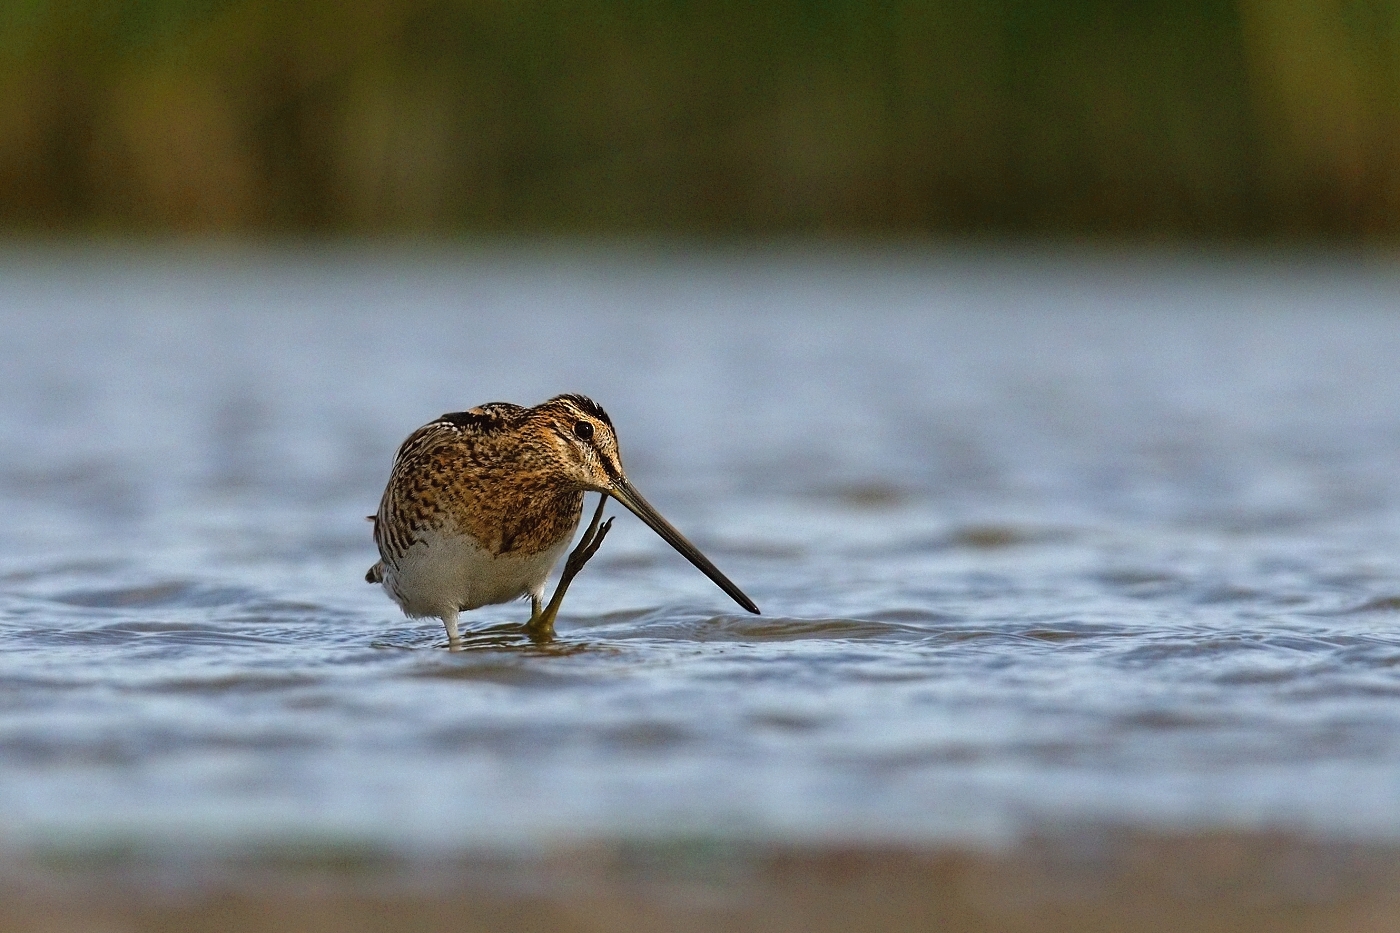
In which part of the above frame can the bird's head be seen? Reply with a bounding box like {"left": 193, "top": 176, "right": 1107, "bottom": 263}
{"left": 533, "top": 393, "right": 625, "bottom": 492}
{"left": 529, "top": 393, "right": 760, "bottom": 615}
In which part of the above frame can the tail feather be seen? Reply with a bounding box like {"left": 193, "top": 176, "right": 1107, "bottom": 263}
{"left": 366, "top": 561, "right": 384, "bottom": 584}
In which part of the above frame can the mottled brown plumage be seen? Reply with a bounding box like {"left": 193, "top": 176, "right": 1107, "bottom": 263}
{"left": 368, "top": 394, "right": 758, "bottom": 646}
{"left": 376, "top": 401, "right": 590, "bottom": 561}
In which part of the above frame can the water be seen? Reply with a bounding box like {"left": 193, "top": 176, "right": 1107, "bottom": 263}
{"left": 3, "top": 248, "right": 1400, "bottom": 860}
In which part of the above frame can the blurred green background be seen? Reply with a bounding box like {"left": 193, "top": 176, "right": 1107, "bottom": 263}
{"left": 2, "top": 0, "right": 1398, "bottom": 238}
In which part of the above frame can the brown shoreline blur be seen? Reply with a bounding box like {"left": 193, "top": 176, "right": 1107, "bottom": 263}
{"left": 5, "top": 830, "right": 1400, "bottom": 933}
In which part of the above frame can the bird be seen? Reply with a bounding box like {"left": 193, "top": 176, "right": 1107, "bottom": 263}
{"left": 367, "top": 394, "right": 759, "bottom": 646}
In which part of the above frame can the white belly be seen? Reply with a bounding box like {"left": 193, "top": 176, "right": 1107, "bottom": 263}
{"left": 381, "top": 528, "right": 573, "bottom": 619}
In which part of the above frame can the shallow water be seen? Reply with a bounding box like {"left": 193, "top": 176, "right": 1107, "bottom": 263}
{"left": 3, "top": 248, "right": 1400, "bottom": 858}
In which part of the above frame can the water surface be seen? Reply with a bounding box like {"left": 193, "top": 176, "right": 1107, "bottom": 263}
{"left": 3, "top": 249, "right": 1400, "bottom": 858}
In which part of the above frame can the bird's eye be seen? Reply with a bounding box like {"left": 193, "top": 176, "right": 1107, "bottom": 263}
{"left": 573, "top": 420, "right": 594, "bottom": 442}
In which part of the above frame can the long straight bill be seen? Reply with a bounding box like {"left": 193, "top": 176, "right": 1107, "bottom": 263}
{"left": 608, "top": 478, "right": 760, "bottom": 614}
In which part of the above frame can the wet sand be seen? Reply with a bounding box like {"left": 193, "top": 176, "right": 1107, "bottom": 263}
{"left": 5, "top": 831, "right": 1399, "bottom": 933}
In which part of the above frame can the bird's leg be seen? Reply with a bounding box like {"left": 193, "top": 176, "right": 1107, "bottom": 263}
{"left": 527, "top": 493, "right": 613, "bottom": 638}
{"left": 442, "top": 610, "right": 462, "bottom": 651}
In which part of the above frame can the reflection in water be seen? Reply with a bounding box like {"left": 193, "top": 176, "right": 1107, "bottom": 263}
{"left": 1, "top": 252, "right": 1400, "bottom": 860}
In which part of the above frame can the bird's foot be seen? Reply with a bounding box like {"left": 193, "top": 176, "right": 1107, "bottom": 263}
{"left": 526, "top": 494, "right": 613, "bottom": 639}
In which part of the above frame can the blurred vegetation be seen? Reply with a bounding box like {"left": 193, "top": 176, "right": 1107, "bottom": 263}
{"left": 1, "top": 0, "right": 1399, "bottom": 238}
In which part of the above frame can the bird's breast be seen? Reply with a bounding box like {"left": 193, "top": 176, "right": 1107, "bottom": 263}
{"left": 452, "top": 482, "right": 585, "bottom": 558}
{"left": 384, "top": 525, "right": 575, "bottom": 616}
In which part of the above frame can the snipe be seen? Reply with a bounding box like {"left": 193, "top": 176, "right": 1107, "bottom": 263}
{"left": 367, "top": 395, "right": 758, "bottom": 645}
